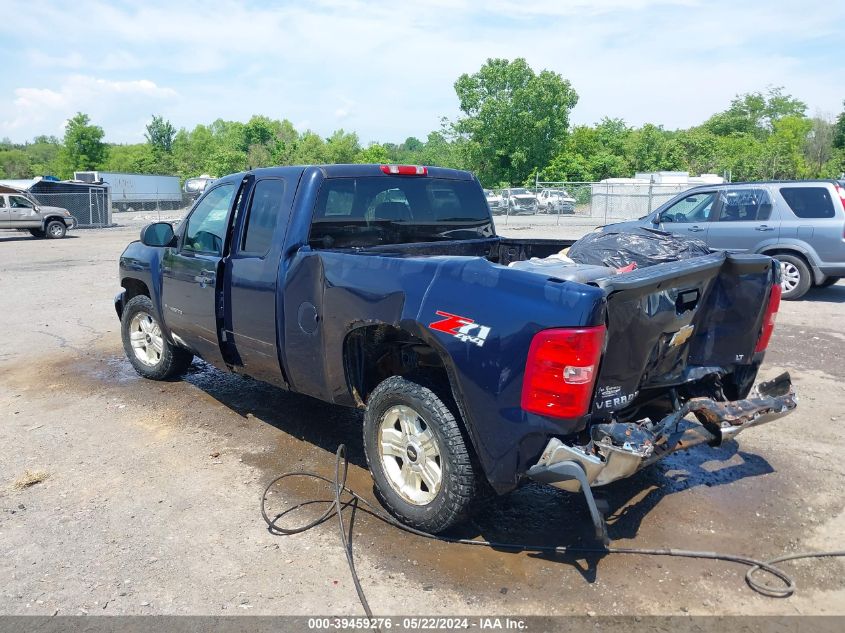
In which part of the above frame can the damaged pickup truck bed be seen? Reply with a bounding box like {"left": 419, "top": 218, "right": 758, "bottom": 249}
{"left": 115, "top": 164, "right": 796, "bottom": 535}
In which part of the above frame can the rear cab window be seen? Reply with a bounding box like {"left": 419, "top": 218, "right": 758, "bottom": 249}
{"left": 309, "top": 176, "right": 493, "bottom": 248}
{"left": 780, "top": 187, "right": 836, "bottom": 219}
{"left": 240, "top": 178, "right": 286, "bottom": 256}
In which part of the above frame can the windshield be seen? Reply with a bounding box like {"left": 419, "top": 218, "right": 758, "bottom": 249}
{"left": 510, "top": 188, "right": 528, "bottom": 195}
{"left": 309, "top": 176, "right": 494, "bottom": 248}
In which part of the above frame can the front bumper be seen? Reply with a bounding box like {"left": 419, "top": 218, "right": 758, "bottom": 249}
{"left": 64, "top": 216, "right": 78, "bottom": 230}
{"left": 528, "top": 373, "right": 797, "bottom": 493}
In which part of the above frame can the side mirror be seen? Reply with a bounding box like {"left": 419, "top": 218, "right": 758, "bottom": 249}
{"left": 140, "top": 222, "right": 175, "bottom": 247}
{"left": 652, "top": 214, "right": 662, "bottom": 224}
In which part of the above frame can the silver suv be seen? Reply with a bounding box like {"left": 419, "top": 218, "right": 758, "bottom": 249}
{"left": 604, "top": 180, "right": 845, "bottom": 299}
{"left": 0, "top": 188, "right": 77, "bottom": 239}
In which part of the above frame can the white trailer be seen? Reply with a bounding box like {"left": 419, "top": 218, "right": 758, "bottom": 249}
{"left": 74, "top": 171, "right": 183, "bottom": 212}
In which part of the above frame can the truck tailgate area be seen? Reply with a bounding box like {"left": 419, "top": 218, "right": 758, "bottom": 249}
{"left": 591, "top": 251, "right": 775, "bottom": 420}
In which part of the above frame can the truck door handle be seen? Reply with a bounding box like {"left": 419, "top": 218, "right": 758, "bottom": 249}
{"left": 755, "top": 225, "right": 775, "bottom": 231}
{"left": 687, "top": 226, "right": 704, "bottom": 232}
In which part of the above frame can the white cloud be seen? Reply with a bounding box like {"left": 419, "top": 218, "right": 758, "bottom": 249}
{"left": 1, "top": 75, "right": 178, "bottom": 138}
{"left": 0, "top": 0, "right": 842, "bottom": 143}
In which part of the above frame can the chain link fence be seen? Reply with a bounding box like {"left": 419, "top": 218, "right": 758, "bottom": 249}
{"left": 488, "top": 181, "right": 699, "bottom": 225}
{"left": 21, "top": 190, "right": 195, "bottom": 228}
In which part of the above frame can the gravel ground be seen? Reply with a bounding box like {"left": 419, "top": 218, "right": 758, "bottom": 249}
{"left": 1, "top": 217, "right": 843, "bottom": 617}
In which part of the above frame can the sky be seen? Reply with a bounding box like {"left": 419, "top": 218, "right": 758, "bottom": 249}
{"left": 0, "top": 0, "right": 842, "bottom": 145}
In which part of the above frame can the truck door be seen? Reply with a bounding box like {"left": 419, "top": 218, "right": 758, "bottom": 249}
{"left": 8, "top": 194, "right": 39, "bottom": 228}
{"left": 0, "top": 196, "right": 8, "bottom": 228}
{"left": 223, "top": 177, "right": 294, "bottom": 387}
{"left": 706, "top": 187, "right": 778, "bottom": 252}
{"left": 161, "top": 182, "right": 238, "bottom": 369}
{"left": 655, "top": 190, "right": 718, "bottom": 240}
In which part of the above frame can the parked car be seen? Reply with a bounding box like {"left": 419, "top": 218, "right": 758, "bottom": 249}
{"left": 501, "top": 188, "right": 538, "bottom": 215}
{"left": 484, "top": 189, "right": 504, "bottom": 215}
{"left": 184, "top": 175, "right": 216, "bottom": 203}
{"left": 116, "top": 163, "right": 794, "bottom": 536}
{"left": 601, "top": 180, "right": 845, "bottom": 299}
{"left": 537, "top": 188, "right": 576, "bottom": 214}
{"left": 0, "top": 186, "right": 77, "bottom": 238}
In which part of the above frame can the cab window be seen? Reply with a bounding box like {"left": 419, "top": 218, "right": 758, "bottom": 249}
{"left": 240, "top": 179, "right": 286, "bottom": 256}
{"left": 716, "top": 188, "right": 773, "bottom": 222}
{"left": 183, "top": 184, "right": 236, "bottom": 255}
{"left": 660, "top": 192, "right": 716, "bottom": 223}
{"left": 9, "top": 195, "right": 34, "bottom": 209}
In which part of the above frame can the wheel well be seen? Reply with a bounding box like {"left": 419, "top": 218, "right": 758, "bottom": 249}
{"left": 42, "top": 216, "right": 65, "bottom": 225}
{"left": 122, "top": 278, "right": 150, "bottom": 302}
{"left": 763, "top": 249, "right": 825, "bottom": 285}
{"left": 765, "top": 248, "right": 810, "bottom": 271}
{"left": 344, "top": 325, "right": 450, "bottom": 408}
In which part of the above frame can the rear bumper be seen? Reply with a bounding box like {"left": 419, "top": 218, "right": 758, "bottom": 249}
{"left": 528, "top": 373, "right": 797, "bottom": 493}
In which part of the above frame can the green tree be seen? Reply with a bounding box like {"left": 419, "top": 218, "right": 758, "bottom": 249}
{"left": 324, "top": 129, "right": 361, "bottom": 164}
{"left": 103, "top": 144, "right": 156, "bottom": 173}
{"left": 356, "top": 143, "right": 390, "bottom": 164}
{"left": 804, "top": 117, "right": 834, "bottom": 176}
{"left": 703, "top": 87, "right": 806, "bottom": 138}
{"left": 453, "top": 58, "right": 578, "bottom": 185}
{"left": 290, "top": 131, "right": 327, "bottom": 164}
{"left": 759, "top": 115, "right": 812, "bottom": 179}
{"left": 833, "top": 101, "right": 845, "bottom": 150}
{"left": 145, "top": 115, "right": 176, "bottom": 153}
{"left": 26, "top": 136, "right": 62, "bottom": 176}
{"left": 59, "top": 112, "right": 107, "bottom": 176}
{"left": 0, "top": 148, "right": 32, "bottom": 178}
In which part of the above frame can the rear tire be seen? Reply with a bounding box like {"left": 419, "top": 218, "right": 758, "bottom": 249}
{"left": 777, "top": 254, "right": 811, "bottom": 300}
{"left": 44, "top": 220, "right": 66, "bottom": 239}
{"left": 363, "top": 376, "right": 479, "bottom": 533}
{"left": 121, "top": 295, "right": 193, "bottom": 380}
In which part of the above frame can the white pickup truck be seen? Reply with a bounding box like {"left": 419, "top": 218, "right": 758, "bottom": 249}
{"left": 0, "top": 186, "right": 77, "bottom": 239}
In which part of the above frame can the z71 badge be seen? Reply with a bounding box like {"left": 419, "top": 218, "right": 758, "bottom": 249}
{"left": 429, "top": 311, "right": 491, "bottom": 347}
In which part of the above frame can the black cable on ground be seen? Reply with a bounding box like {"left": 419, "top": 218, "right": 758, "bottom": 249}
{"left": 261, "top": 445, "right": 845, "bottom": 611}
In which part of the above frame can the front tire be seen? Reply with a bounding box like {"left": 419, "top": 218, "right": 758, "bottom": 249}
{"left": 777, "top": 254, "right": 811, "bottom": 300}
{"left": 363, "top": 376, "right": 479, "bottom": 533}
{"left": 45, "top": 220, "right": 67, "bottom": 239}
{"left": 121, "top": 295, "right": 193, "bottom": 380}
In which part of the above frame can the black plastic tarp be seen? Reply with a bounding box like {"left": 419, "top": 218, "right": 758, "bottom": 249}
{"left": 568, "top": 227, "right": 710, "bottom": 269}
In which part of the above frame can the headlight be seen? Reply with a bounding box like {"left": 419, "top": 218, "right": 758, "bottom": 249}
{"left": 63, "top": 210, "right": 71, "bottom": 217}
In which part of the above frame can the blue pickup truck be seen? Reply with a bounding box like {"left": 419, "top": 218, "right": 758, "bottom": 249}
{"left": 115, "top": 164, "right": 796, "bottom": 535}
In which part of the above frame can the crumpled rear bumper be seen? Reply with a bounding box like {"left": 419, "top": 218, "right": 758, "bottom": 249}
{"left": 528, "top": 373, "right": 797, "bottom": 493}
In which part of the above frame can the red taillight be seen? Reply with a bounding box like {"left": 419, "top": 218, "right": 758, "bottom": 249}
{"left": 521, "top": 326, "right": 606, "bottom": 419}
{"left": 755, "top": 283, "right": 782, "bottom": 353}
{"left": 836, "top": 185, "right": 845, "bottom": 232}
{"left": 380, "top": 164, "right": 427, "bottom": 176}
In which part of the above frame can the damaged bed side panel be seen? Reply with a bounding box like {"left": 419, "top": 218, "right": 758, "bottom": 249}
{"left": 283, "top": 248, "right": 608, "bottom": 491}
